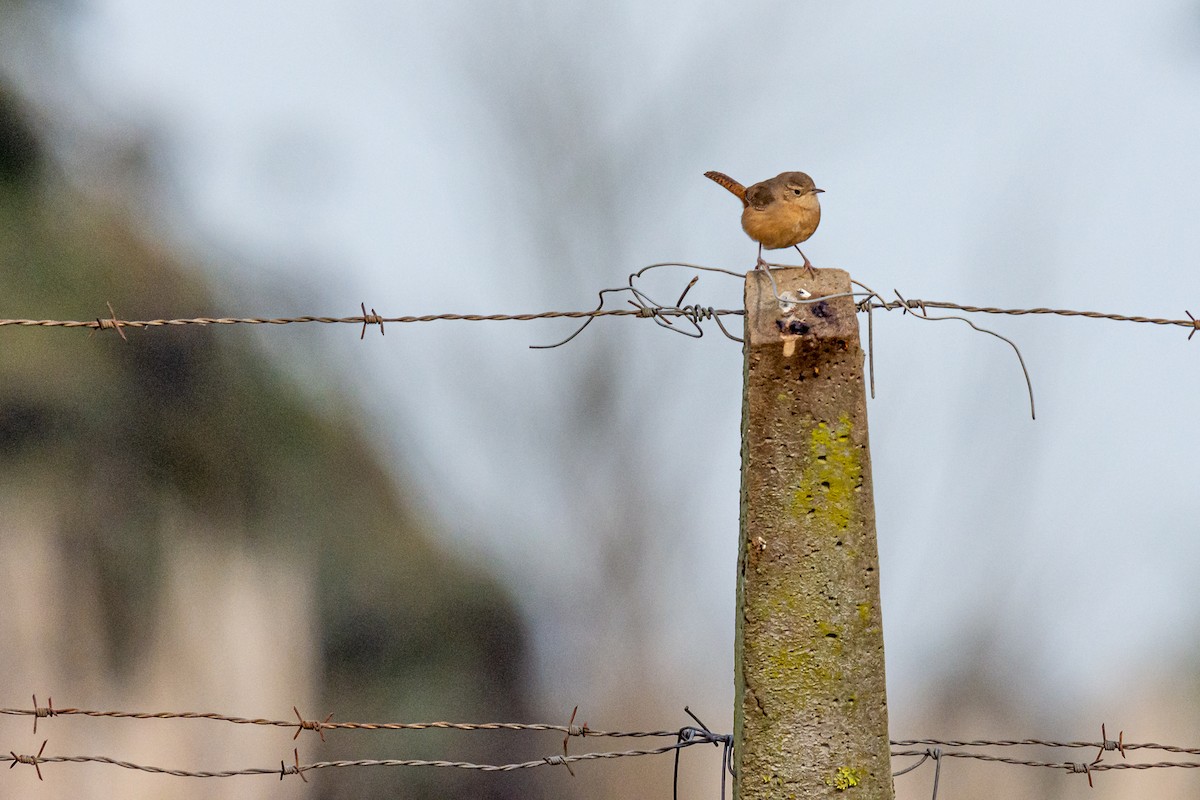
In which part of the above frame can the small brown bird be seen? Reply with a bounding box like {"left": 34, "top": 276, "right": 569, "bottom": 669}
{"left": 704, "top": 170, "right": 824, "bottom": 271}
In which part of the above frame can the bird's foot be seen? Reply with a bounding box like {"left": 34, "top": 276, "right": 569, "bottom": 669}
{"left": 795, "top": 246, "right": 816, "bottom": 277}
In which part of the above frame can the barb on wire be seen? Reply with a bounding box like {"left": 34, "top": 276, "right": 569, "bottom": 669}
{"left": 89, "top": 302, "right": 127, "bottom": 342}
{"left": 558, "top": 706, "right": 588, "bottom": 777}
{"left": 281, "top": 748, "right": 307, "bottom": 782}
{"left": 8, "top": 739, "right": 47, "bottom": 781}
{"left": 531, "top": 262, "right": 746, "bottom": 349}
{"left": 359, "top": 302, "right": 384, "bottom": 339}
{"left": 1097, "top": 723, "right": 1126, "bottom": 762}
{"left": 30, "top": 695, "right": 55, "bottom": 735}
{"left": 292, "top": 707, "right": 334, "bottom": 741}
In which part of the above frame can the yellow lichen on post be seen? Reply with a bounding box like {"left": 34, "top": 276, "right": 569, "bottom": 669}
{"left": 828, "top": 766, "right": 863, "bottom": 790}
{"left": 736, "top": 268, "right": 893, "bottom": 800}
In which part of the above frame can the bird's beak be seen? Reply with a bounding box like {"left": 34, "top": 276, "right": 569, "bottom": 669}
{"left": 813, "top": 188, "right": 825, "bottom": 194}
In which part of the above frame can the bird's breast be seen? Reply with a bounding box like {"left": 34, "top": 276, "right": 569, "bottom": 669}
{"left": 741, "top": 199, "right": 821, "bottom": 249}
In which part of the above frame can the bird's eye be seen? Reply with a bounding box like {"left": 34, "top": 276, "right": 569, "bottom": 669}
{"left": 792, "top": 188, "right": 802, "bottom": 195}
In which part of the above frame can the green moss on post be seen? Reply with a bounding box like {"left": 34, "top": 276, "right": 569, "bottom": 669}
{"left": 736, "top": 268, "right": 893, "bottom": 800}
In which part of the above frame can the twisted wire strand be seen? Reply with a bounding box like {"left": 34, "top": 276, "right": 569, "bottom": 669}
{"left": 0, "top": 741, "right": 705, "bottom": 779}
{"left": 873, "top": 300, "right": 1195, "bottom": 329}
{"left": 0, "top": 308, "right": 743, "bottom": 330}
{"left": 0, "top": 279, "right": 1191, "bottom": 336}
{"left": 892, "top": 738, "right": 1200, "bottom": 754}
{"left": 0, "top": 705, "right": 674, "bottom": 737}
{"left": 890, "top": 749, "right": 1200, "bottom": 772}
{"left": 7, "top": 740, "right": 1200, "bottom": 781}
{"left": 0, "top": 738, "right": 715, "bottom": 777}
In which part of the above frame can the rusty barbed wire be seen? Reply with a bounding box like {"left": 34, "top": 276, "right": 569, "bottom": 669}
{"left": 0, "top": 306, "right": 739, "bottom": 331}
{"left": 0, "top": 739, "right": 721, "bottom": 781}
{"left": 7, "top": 704, "right": 1200, "bottom": 792}
{"left": 6, "top": 728, "right": 1200, "bottom": 787}
{"left": 869, "top": 299, "right": 1200, "bottom": 332}
{"left": 890, "top": 750, "right": 1200, "bottom": 781}
{"left": 1, "top": 698, "right": 679, "bottom": 739}
{"left": 4, "top": 699, "right": 735, "bottom": 796}
{"left": 0, "top": 263, "right": 1193, "bottom": 343}
{"left": 888, "top": 725, "right": 1200, "bottom": 791}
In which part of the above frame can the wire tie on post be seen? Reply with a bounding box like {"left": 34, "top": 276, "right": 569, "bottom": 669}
{"left": 293, "top": 706, "right": 334, "bottom": 741}
{"left": 9, "top": 740, "right": 47, "bottom": 781}
{"left": 31, "top": 695, "right": 55, "bottom": 735}
{"left": 359, "top": 302, "right": 384, "bottom": 339}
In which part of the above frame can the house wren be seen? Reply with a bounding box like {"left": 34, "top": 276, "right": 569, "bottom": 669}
{"left": 704, "top": 170, "right": 824, "bottom": 271}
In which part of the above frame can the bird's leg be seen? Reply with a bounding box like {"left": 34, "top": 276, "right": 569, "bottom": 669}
{"left": 755, "top": 242, "right": 767, "bottom": 270}
{"left": 793, "top": 245, "right": 816, "bottom": 277}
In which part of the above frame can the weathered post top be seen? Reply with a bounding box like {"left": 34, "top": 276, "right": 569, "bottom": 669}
{"left": 737, "top": 268, "right": 893, "bottom": 800}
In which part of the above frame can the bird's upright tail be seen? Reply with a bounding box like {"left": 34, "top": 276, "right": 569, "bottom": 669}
{"left": 703, "top": 170, "right": 748, "bottom": 207}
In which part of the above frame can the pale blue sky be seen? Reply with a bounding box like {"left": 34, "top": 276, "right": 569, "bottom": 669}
{"left": 37, "top": 0, "right": 1200, "bottom": 733}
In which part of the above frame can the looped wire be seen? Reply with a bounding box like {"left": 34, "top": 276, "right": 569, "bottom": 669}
{"left": 673, "top": 707, "right": 735, "bottom": 800}
{"left": 893, "top": 747, "right": 942, "bottom": 800}
{"left": 531, "top": 262, "right": 746, "bottom": 349}
{"left": 851, "top": 278, "right": 1037, "bottom": 420}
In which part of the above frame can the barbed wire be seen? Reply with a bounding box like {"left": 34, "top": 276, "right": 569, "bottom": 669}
{"left": 1, "top": 700, "right": 735, "bottom": 790}
{"left": 890, "top": 725, "right": 1200, "bottom": 796}
{"left": 2, "top": 740, "right": 717, "bottom": 781}
{"left": 0, "top": 698, "right": 677, "bottom": 739}
{"left": 0, "top": 303, "right": 735, "bottom": 333}
{"left": 869, "top": 300, "right": 1199, "bottom": 331}
{"left": 0, "top": 264, "right": 1194, "bottom": 343}
{"left": 5, "top": 263, "right": 1192, "bottom": 421}
{"left": 6, "top": 730, "right": 1200, "bottom": 787}
{"left": 892, "top": 748, "right": 1200, "bottom": 771}
{"left": 6, "top": 700, "right": 1200, "bottom": 791}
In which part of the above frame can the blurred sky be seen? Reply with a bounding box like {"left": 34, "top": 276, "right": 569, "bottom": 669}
{"left": 23, "top": 0, "right": 1200, "bottom": 735}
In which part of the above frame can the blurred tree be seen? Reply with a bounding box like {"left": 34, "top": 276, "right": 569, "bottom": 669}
{"left": 0, "top": 27, "right": 536, "bottom": 800}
